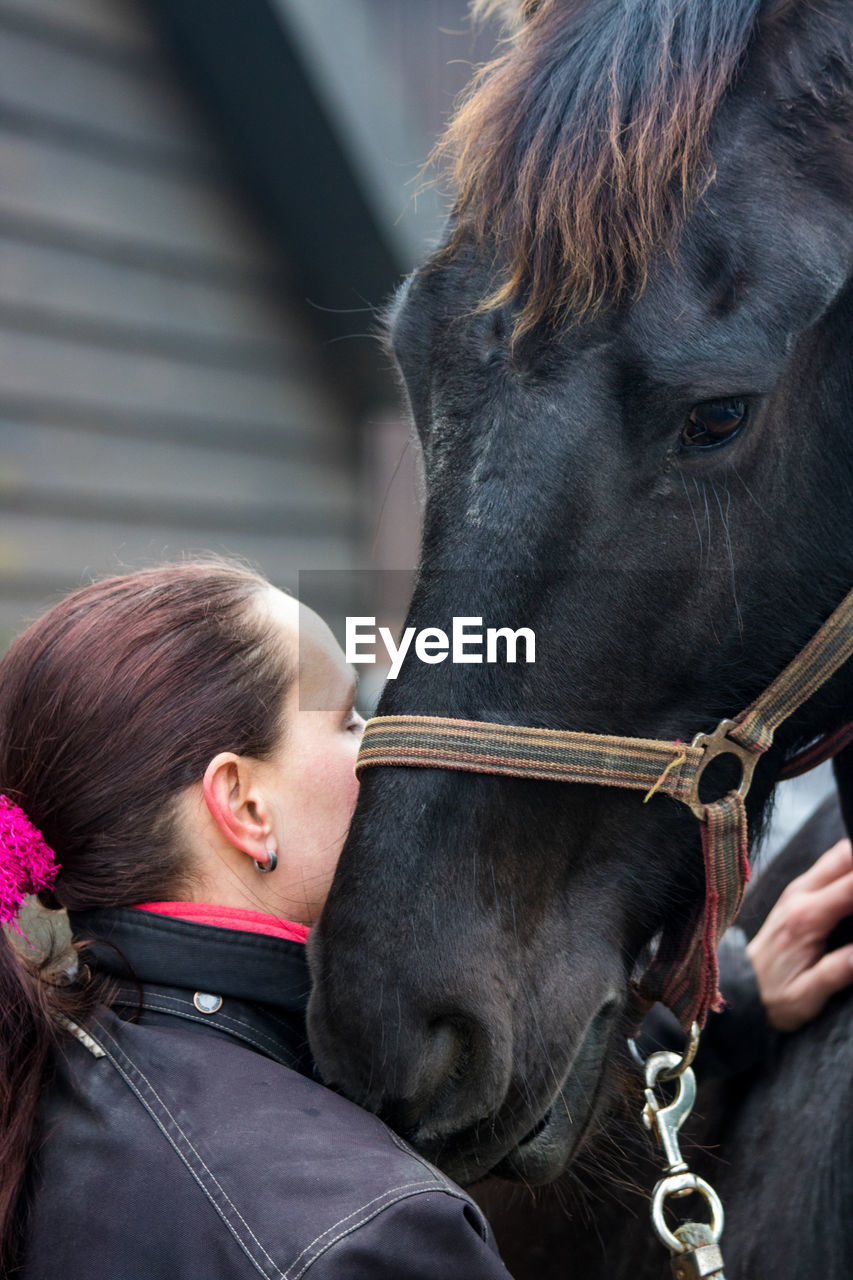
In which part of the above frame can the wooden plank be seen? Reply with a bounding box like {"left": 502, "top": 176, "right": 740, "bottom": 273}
{"left": 0, "top": 130, "right": 277, "bottom": 273}
{"left": 0, "top": 208, "right": 274, "bottom": 287}
{"left": 0, "top": 420, "right": 357, "bottom": 526}
{"left": 152, "top": 0, "right": 406, "bottom": 363}
{"left": 0, "top": 487, "right": 355, "bottom": 539}
{"left": 0, "top": 25, "right": 217, "bottom": 164}
{"left": 0, "top": 0, "right": 158, "bottom": 56}
{"left": 0, "top": 328, "right": 347, "bottom": 442}
{"left": 0, "top": 236, "right": 305, "bottom": 360}
{"left": 0, "top": 513, "right": 358, "bottom": 591}
{"left": 0, "top": 393, "right": 335, "bottom": 460}
{"left": 0, "top": 0, "right": 370, "bottom": 642}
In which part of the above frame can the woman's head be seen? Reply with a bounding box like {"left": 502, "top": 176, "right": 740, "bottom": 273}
{"left": 0, "top": 558, "right": 362, "bottom": 923}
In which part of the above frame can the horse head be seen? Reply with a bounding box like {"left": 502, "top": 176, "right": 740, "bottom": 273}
{"left": 308, "top": 0, "right": 853, "bottom": 1185}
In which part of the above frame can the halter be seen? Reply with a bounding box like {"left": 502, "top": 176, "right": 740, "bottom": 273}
{"left": 356, "top": 587, "right": 853, "bottom": 1030}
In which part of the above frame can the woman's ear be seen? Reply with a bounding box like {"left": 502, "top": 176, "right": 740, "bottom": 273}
{"left": 202, "top": 752, "right": 272, "bottom": 860}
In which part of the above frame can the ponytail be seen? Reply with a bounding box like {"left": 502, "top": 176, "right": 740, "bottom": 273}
{"left": 0, "top": 931, "right": 71, "bottom": 1266}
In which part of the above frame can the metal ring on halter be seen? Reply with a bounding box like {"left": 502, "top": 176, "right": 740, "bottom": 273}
{"left": 651, "top": 1172, "right": 724, "bottom": 1254}
{"left": 255, "top": 848, "right": 277, "bottom": 874}
{"left": 627, "top": 1021, "right": 700, "bottom": 1079}
{"left": 685, "top": 717, "right": 761, "bottom": 820}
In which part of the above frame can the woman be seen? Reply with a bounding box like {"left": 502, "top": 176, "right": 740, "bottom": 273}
{"left": 0, "top": 560, "right": 514, "bottom": 1279}
{"left": 0, "top": 559, "right": 850, "bottom": 1278}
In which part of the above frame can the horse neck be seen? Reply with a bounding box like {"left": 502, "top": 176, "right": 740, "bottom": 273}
{"left": 833, "top": 745, "right": 853, "bottom": 840}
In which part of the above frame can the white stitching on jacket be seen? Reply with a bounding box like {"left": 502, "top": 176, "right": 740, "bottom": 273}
{"left": 114, "top": 989, "right": 288, "bottom": 1059}
{"left": 386, "top": 1128, "right": 468, "bottom": 1195}
{"left": 94, "top": 1020, "right": 287, "bottom": 1280}
{"left": 284, "top": 1182, "right": 442, "bottom": 1280}
{"left": 129, "top": 1000, "right": 288, "bottom": 1061}
{"left": 82, "top": 1016, "right": 472, "bottom": 1280}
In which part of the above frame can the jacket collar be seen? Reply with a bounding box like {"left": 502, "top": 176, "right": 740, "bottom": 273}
{"left": 68, "top": 907, "right": 316, "bottom": 1072}
{"left": 67, "top": 908, "right": 316, "bottom": 1071}
{"left": 68, "top": 905, "right": 312, "bottom": 1013}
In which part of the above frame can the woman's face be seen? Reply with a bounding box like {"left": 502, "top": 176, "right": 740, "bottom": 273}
{"left": 259, "top": 590, "right": 364, "bottom": 924}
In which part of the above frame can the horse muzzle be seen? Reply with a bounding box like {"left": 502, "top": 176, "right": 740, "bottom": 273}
{"left": 399, "top": 991, "right": 620, "bottom": 1186}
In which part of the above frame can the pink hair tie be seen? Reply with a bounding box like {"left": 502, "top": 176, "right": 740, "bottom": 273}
{"left": 0, "top": 795, "right": 60, "bottom": 929}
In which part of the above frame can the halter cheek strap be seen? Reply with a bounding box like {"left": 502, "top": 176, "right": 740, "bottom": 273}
{"left": 356, "top": 586, "right": 853, "bottom": 1031}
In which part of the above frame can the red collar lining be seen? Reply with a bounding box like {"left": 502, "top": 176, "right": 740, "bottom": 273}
{"left": 133, "top": 902, "right": 310, "bottom": 944}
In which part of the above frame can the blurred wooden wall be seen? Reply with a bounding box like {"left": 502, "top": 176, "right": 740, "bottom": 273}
{"left": 0, "top": 0, "right": 364, "bottom": 645}
{"left": 0, "top": 0, "right": 504, "bottom": 650}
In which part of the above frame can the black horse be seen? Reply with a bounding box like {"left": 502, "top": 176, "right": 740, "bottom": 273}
{"left": 471, "top": 791, "right": 852, "bottom": 1279}
{"left": 308, "top": 0, "right": 853, "bottom": 1272}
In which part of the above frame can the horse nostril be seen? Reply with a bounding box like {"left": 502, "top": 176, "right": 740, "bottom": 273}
{"left": 420, "top": 1019, "right": 468, "bottom": 1095}
{"left": 384, "top": 1018, "right": 471, "bottom": 1135}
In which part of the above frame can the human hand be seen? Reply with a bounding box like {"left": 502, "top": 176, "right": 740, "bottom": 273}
{"left": 747, "top": 838, "right": 853, "bottom": 1032}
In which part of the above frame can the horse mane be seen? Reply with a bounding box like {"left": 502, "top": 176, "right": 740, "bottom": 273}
{"left": 436, "top": 0, "right": 772, "bottom": 336}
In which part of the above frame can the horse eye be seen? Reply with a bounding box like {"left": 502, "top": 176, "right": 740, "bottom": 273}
{"left": 681, "top": 398, "right": 748, "bottom": 449}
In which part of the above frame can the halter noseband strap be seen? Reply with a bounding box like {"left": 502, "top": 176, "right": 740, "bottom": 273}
{"left": 355, "top": 587, "right": 853, "bottom": 1030}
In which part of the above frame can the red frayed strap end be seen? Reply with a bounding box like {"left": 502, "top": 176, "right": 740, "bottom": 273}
{"left": 648, "top": 792, "right": 749, "bottom": 1032}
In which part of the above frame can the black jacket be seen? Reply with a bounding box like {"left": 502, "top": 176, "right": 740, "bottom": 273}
{"left": 22, "top": 909, "right": 513, "bottom": 1280}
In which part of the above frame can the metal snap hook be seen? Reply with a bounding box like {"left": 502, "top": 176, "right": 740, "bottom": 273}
{"left": 642, "top": 1051, "right": 697, "bottom": 1178}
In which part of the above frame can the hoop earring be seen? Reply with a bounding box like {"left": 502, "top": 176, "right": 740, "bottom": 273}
{"left": 255, "top": 848, "right": 277, "bottom": 874}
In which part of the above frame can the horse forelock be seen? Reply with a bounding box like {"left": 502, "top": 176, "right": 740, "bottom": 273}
{"left": 470, "top": 0, "right": 542, "bottom": 29}
{"left": 437, "top": 0, "right": 778, "bottom": 338}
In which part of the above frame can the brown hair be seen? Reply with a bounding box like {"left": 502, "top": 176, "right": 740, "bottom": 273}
{"left": 434, "top": 0, "right": 768, "bottom": 337}
{"left": 0, "top": 558, "right": 292, "bottom": 1266}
